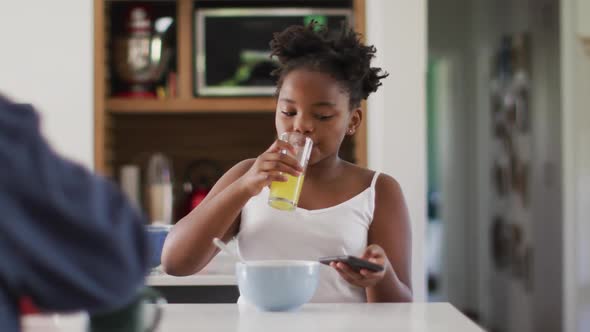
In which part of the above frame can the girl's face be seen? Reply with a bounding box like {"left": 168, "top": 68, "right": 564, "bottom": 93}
{"left": 275, "top": 69, "right": 361, "bottom": 166}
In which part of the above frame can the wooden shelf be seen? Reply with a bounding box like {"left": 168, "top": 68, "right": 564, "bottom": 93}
{"left": 95, "top": 0, "right": 367, "bottom": 175}
{"left": 106, "top": 97, "right": 277, "bottom": 113}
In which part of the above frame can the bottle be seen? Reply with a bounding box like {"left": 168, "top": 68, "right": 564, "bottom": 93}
{"left": 146, "top": 153, "right": 174, "bottom": 225}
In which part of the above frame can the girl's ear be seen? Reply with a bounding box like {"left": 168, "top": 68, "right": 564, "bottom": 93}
{"left": 347, "top": 108, "right": 363, "bottom": 136}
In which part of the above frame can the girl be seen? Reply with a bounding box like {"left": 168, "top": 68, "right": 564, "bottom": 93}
{"left": 162, "top": 22, "right": 412, "bottom": 303}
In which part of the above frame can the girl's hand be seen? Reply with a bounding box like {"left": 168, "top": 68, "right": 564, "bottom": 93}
{"left": 331, "top": 244, "right": 389, "bottom": 288}
{"left": 237, "top": 139, "right": 303, "bottom": 196}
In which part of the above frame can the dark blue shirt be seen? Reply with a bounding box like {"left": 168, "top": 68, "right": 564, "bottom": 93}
{"left": 0, "top": 97, "right": 149, "bottom": 332}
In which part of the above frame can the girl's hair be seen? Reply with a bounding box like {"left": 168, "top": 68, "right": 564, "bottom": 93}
{"left": 270, "top": 21, "right": 389, "bottom": 109}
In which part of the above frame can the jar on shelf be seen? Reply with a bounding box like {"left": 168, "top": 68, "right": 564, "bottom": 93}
{"left": 145, "top": 153, "right": 174, "bottom": 225}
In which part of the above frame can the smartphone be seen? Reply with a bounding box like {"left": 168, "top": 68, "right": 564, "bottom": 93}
{"left": 318, "top": 255, "right": 384, "bottom": 272}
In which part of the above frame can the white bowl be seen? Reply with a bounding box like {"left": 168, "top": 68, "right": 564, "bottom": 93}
{"left": 236, "top": 260, "right": 320, "bottom": 312}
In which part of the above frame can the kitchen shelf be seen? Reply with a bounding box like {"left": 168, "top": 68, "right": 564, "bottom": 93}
{"left": 95, "top": 0, "right": 367, "bottom": 181}
{"left": 107, "top": 97, "right": 277, "bottom": 113}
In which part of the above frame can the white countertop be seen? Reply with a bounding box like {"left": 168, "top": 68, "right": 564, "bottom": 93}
{"left": 22, "top": 303, "right": 485, "bottom": 332}
{"left": 146, "top": 248, "right": 237, "bottom": 286}
{"left": 146, "top": 271, "right": 236, "bottom": 286}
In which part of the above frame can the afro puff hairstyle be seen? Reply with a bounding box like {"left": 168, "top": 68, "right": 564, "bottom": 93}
{"left": 270, "top": 21, "right": 388, "bottom": 109}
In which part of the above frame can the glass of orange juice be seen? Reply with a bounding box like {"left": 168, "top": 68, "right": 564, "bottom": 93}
{"left": 268, "top": 132, "right": 313, "bottom": 211}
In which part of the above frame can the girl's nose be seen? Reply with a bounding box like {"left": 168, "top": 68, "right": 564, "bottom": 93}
{"left": 293, "top": 115, "right": 313, "bottom": 134}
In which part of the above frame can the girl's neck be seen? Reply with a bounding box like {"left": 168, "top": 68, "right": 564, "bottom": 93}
{"left": 306, "top": 155, "right": 347, "bottom": 182}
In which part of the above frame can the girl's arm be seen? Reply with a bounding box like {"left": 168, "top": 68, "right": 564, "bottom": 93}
{"left": 366, "top": 174, "right": 413, "bottom": 302}
{"left": 161, "top": 159, "right": 254, "bottom": 276}
{"left": 161, "top": 140, "right": 302, "bottom": 276}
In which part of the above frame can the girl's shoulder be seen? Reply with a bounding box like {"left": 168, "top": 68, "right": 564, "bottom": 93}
{"left": 342, "top": 161, "right": 373, "bottom": 180}
{"left": 342, "top": 162, "right": 401, "bottom": 195}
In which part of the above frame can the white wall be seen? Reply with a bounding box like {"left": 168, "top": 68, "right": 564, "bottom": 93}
{"left": 0, "top": 1, "right": 94, "bottom": 168}
{"left": 366, "top": 0, "right": 428, "bottom": 301}
{"left": 562, "top": 1, "right": 590, "bottom": 331}
{"left": 471, "top": 1, "right": 499, "bottom": 326}
{"left": 526, "top": 3, "right": 563, "bottom": 332}
{"left": 428, "top": 0, "right": 479, "bottom": 313}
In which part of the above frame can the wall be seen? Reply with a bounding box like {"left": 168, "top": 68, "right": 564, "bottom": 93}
{"left": 562, "top": 1, "right": 590, "bottom": 331}
{"left": 366, "top": 0, "right": 428, "bottom": 301}
{"left": 471, "top": 0, "right": 499, "bottom": 326}
{"left": 427, "top": 0, "right": 479, "bottom": 312}
{"left": 526, "top": 2, "right": 563, "bottom": 332}
{"left": 0, "top": 1, "right": 94, "bottom": 168}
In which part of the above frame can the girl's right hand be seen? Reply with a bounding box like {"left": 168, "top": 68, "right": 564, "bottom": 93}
{"left": 238, "top": 139, "right": 304, "bottom": 196}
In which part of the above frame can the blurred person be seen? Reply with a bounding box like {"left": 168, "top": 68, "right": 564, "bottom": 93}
{"left": 0, "top": 94, "right": 150, "bottom": 332}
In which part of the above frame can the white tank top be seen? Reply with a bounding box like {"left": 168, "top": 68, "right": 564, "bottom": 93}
{"left": 237, "top": 172, "right": 380, "bottom": 303}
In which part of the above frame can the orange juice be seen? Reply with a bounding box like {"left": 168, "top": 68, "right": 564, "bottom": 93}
{"left": 268, "top": 174, "right": 305, "bottom": 211}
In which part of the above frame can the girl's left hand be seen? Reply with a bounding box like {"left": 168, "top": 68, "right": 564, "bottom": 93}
{"left": 330, "top": 244, "right": 389, "bottom": 288}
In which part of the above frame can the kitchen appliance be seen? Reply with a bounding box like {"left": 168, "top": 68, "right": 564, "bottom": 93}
{"left": 194, "top": 7, "right": 351, "bottom": 96}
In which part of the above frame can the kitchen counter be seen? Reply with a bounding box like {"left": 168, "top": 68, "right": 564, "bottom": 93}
{"left": 146, "top": 248, "right": 237, "bottom": 286}
{"left": 146, "top": 262, "right": 239, "bottom": 303}
{"left": 146, "top": 266, "right": 239, "bottom": 303}
{"left": 147, "top": 269, "right": 236, "bottom": 286}
{"left": 22, "top": 303, "right": 484, "bottom": 332}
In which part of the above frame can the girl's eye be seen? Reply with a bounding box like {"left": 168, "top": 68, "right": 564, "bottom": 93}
{"left": 316, "top": 114, "right": 334, "bottom": 121}
{"left": 281, "top": 110, "right": 296, "bottom": 117}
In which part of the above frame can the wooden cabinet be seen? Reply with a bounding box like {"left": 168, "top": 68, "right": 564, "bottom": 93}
{"left": 93, "top": 0, "right": 367, "bottom": 217}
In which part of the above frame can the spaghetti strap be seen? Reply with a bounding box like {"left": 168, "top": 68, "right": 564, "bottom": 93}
{"left": 370, "top": 172, "right": 380, "bottom": 189}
